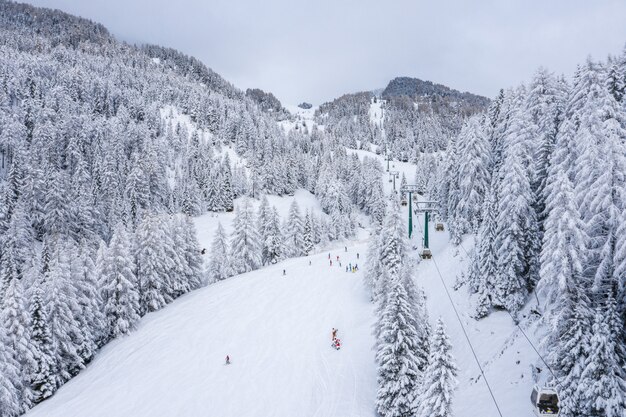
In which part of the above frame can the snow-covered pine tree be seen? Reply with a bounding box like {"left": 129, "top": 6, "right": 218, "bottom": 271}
{"left": 539, "top": 169, "right": 586, "bottom": 319}
{"left": 207, "top": 222, "right": 231, "bottom": 283}
{"left": 303, "top": 210, "right": 314, "bottom": 256}
{"left": 576, "top": 306, "right": 626, "bottom": 417}
{"left": 135, "top": 215, "right": 174, "bottom": 313}
{"left": 257, "top": 195, "right": 273, "bottom": 266}
{"left": 170, "top": 214, "right": 204, "bottom": 296}
{"left": 494, "top": 141, "right": 537, "bottom": 315}
{"left": 230, "top": 199, "right": 262, "bottom": 274}
{"left": 220, "top": 154, "right": 235, "bottom": 212}
{"left": 99, "top": 224, "right": 140, "bottom": 341}
{"left": 375, "top": 270, "right": 422, "bottom": 417}
{"left": 0, "top": 324, "right": 21, "bottom": 417}
{"left": 43, "top": 237, "right": 85, "bottom": 385}
{"left": 0, "top": 198, "right": 34, "bottom": 300}
{"left": 285, "top": 200, "right": 305, "bottom": 257}
{"left": 1, "top": 276, "right": 35, "bottom": 411}
{"left": 417, "top": 318, "right": 458, "bottom": 417}
{"left": 28, "top": 283, "right": 56, "bottom": 403}
{"left": 264, "top": 207, "right": 283, "bottom": 264}
{"left": 453, "top": 116, "right": 491, "bottom": 232}
{"left": 71, "top": 239, "right": 106, "bottom": 356}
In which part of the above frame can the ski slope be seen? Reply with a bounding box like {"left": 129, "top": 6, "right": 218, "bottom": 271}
{"left": 26, "top": 146, "right": 543, "bottom": 417}
{"left": 26, "top": 242, "right": 377, "bottom": 417}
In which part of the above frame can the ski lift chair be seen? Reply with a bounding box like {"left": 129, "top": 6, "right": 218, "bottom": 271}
{"left": 420, "top": 248, "right": 432, "bottom": 259}
{"left": 401, "top": 198, "right": 408, "bottom": 206}
{"left": 435, "top": 223, "right": 444, "bottom": 231}
{"left": 531, "top": 385, "right": 560, "bottom": 416}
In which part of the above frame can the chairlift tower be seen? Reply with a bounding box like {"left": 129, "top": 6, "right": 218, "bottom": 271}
{"left": 388, "top": 170, "right": 399, "bottom": 192}
{"left": 401, "top": 184, "right": 438, "bottom": 259}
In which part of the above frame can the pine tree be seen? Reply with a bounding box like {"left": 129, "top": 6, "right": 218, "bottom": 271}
{"left": 230, "top": 199, "right": 262, "bottom": 274}
{"left": 285, "top": 200, "right": 305, "bottom": 257}
{"left": 44, "top": 237, "right": 85, "bottom": 384}
{"left": 263, "top": 207, "right": 284, "bottom": 264}
{"left": 375, "top": 271, "right": 422, "bottom": 417}
{"left": 303, "top": 210, "right": 314, "bottom": 255}
{"left": 539, "top": 169, "right": 586, "bottom": 318}
{"left": 1, "top": 277, "right": 35, "bottom": 411}
{"left": 28, "top": 284, "right": 56, "bottom": 403}
{"left": 495, "top": 141, "right": 536, "bottom": 314}
{"left": 454, "top": 116, "right": 491, "bottom": 232}
{"left": 473, "top": 181, "right": 499, "bottom": 318}
{"left": 100, "top": 224, "right": 140, "bottom": 341}
{"left": 417, "top": 318, "right": 458, "bottom": 417}
{"left": 168, "top": 215, "right": 203, "bottom": 297}
{"left": 135, "top": 215, "right": 174, "bottom": 313}
{"left": 221, "top": 154, "right": 235, "bottom": 212}
{"left": 0, "top": 325, "right": 21, "bottom": 417}
{"left": 208, "top": 223, "right": 231, "bottom": 283}
{"left": 0, "top": 198, "right": 34, "bottom": 300}
{"left": 577, "top": 307, "right": 626, "bottom": 417}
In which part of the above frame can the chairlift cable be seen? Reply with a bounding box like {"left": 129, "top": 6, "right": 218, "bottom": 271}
{"left": 429, "top": 253, "right": 505, "bottom": 417}
{"left": 456, "top": 241, "right": 561, "bottom": 388}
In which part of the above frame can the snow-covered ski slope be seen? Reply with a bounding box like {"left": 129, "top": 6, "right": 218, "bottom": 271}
{"left": 26, "top": 240, "right": 377, "bottom": 417}
{"left": 27, "top": 144, "right": 541, "bottom": 417}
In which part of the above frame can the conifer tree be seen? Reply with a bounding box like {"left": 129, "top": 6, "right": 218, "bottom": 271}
{"left": 1, "top": 277, "right": 35, "bottom": 410}
{"left": 577, "top": 307, "right": 626, "bottom": 417}
{"left": 495, "top": 142, "right": 536, "bottom": 314}
{"left": 285, "top": 200, "right": 305, "bottom": 257}
{"left": 208, "top": 223, "right": 231, "bottom": 283}
{"left": 230, "top": 199, "right": 262, "bottom": 274}
{"left": 417, "top": 318, "right": 458, "bottom": 417}
{"left": 28, "top": 284, "right": 56, "bottom": 403}
{"left": 135, "top": 215, "right": 173, "bottom": 313}
{"left": 303, "top": 211, "right": 314, "bottom": 255}
{"left": 100, "top": 224, "right": 140, "bottom": 341}
{"left": 44, "top": 237, "right": 85, "bottom": 384}
{"left": 375, "top": 271, "right": 422, "bottom": 417}
{"left": 0, "top": 324, "right": 20, "bottom": 417}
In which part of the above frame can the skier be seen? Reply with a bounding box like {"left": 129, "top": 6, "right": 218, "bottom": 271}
{"left": 201, "top": 248, "right": 207, "bottom": 255}
{"left": 336, "top": 255, "right": 339, "bottom": 262}
{"left": 339, "top": 261, "right": 342, "bottom": 267}
{"left": 225, "top": 355, "right": 230, "bottom": 365}
{"left": 330, "top": 260, "right": 333, "bottom": 266}
{"left": 344, "top": 246, "right": 347, "bottom": 252}
{"left": 355, "top": 264, "right": 358, "bottom": 271}
{"left": 333, "top": 338, "right": 341, "bottom": 350}
{"left": 346, "top": 266, "right": 348, "bottom": 272}
{"left": 357, "top": 253, "right": 360, "bottom": 259}
{"left": 328, "top": 253, "right": 331, "bottom": 259}
{"left": 309, "top": 260, "right": 311, "bottom": 266}
{"left": 332, "top": 328, "right": 338, "bottom": 339}
{"left": 349, "top": 263, "right": 352, "bottom": 270}
{"left": 283, "top": 269, "right": 286, "bottom": 276}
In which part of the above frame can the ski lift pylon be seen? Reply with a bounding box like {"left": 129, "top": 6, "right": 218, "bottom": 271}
{"left": 531, "top": 385, "right": 559, "bottom": 416}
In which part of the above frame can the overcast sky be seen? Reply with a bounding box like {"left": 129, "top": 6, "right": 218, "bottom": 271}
{"left": 26, "top": 0, "right": 626, "bottom": 105}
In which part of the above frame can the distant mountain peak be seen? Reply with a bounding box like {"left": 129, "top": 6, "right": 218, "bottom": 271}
{"left": 382, "top": 76, "right": 490, "bottom": 108}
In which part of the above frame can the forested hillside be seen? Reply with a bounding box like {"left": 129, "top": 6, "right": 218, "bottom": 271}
{"left": 0, "top": 2, "right": 387, "bottom": 415}
{"left": 314, "top": 77, "right": 489, "bottom": 161}
{"left": 434, "top": 56, "right": 626, "bottom": 416}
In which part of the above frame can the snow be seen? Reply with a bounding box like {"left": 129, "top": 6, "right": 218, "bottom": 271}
{"left": 26, "top": 240, "right": 377, "bottom": 417}
{"left": 27, "top": 155, "right": 542, "bottom": 417}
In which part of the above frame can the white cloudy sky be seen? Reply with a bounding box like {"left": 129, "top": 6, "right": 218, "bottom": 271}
{"left": 26, "top": 0, "right": 626, "bottom": 105}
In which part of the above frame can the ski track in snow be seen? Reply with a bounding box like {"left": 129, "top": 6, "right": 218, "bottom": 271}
{"left": 27, "top": 145, "right": 540, "bottom": 417}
